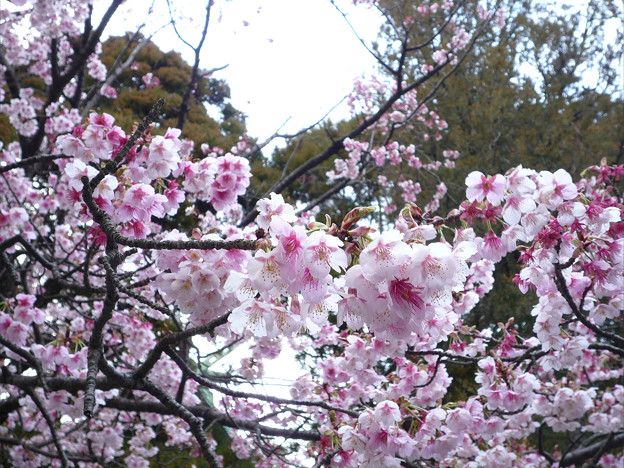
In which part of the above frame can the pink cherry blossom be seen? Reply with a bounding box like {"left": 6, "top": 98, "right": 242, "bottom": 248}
{"left": 303, "top": 230, "right": 347, "bottom": 278}
{"left": 465, "top": 171, "right": 506, "bottom": 206}
{"left": 359, "top": 230, "right": 411, "bottom": 284}
{"left": 256, "top": 192, "right": 297, "bottom": 229}
{"left": 1, "top": 4, "right": 622, "bottom": 467}
{"left": 536, "top": 169, "right": 578, "bottom": 209}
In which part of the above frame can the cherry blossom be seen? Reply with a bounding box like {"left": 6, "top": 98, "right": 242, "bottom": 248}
{"left": 465, "top": 171, "right": 506, "bottom": 206}
{"left": 1, "top": 2, "right": 622, "bottom": 467}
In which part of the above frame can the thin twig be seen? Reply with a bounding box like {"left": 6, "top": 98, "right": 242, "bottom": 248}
{"left": 24, "top": 389, "right": 69, "bottom": 468}
{"left": 165, "top": 346, "right": 360, "bottom": 418}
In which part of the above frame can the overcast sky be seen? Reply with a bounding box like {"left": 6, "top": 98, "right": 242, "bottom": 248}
{"left": 101, "top": 0, "right": 382, "bottom": 147}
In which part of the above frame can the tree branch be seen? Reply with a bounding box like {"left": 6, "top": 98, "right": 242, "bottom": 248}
{"left": 553, "top": 260, "right": 624, "bottom": 348}
{"left": 80, "top": 30, "right": 151, "bottom": 120}
{"left": 142, "top": 379, "right": 222, "bottom": 468}
{"left": 0, "top": 154, "right": 70, "bottom": 174}
{"left": 83, "top": 255, "right": 121, "bottom": 419}
{"left": 239, "top": 13, "right": 492, "bottom": 227}
{"left": 559, "top": 432, "right": 624, "bottom": 467}
{"left": 133, "top": 313, "right": 231, "bottom": 380}
{"left": 21, "top": 0, "right": 125, "bottom": 158}
{"left": 176, "top": 1, "right": 212, "bottom": 131}
{"left": 24, "top": 389, "right": 69, "bottom": 468}
{"left": 164, "top": 346, "right": 360, "bottom": 418}
{"left": 0, "top": 334, "right": 48, "bottom": 391}
{"left": 104, "top": 397, "right": 321, "bottom": 441}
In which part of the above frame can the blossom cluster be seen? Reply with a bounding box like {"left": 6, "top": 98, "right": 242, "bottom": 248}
{"left": 0, "top": 1, "right": 111, "bottom": 143}
{"left": 53, "top": 113, "right": 251, "bottom": 238}
{"left": 1, "top": 0, "right": 623, "bottom": 466}
{"left": 156, "top": 230, "right": 252, "bottom": 326}
{"left": 299, "top": 163, "right": 622, "bottom": 466}
{"left": 2, "top": 98, "right": 623, "bottom": 468}
{"left": 328, "top": 76, "right": 458, "bottom": 216}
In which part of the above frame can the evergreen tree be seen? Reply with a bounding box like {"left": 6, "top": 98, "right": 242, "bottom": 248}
{"left": 98, "top": 35, "right": 247, "bottom": 152}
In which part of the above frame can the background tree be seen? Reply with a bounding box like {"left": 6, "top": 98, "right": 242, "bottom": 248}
{"left": 97, "top": 35, "right": 247, "bottom": 152}
{"left": 424, "top": 0, "right": 623, "bottom": 329}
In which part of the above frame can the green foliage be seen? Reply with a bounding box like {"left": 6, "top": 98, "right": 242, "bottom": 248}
{"left": 98, "top": 36, "right": 247, "bottom": 151}
{"left": 246, "top": 119, "right": 360, "bottom": 217}
{"left": 430, "top": 0, "right": 621, "bottom": 203}
{"left": 0, "top": 114, "right": 17, "bottom": 145}
{"left": 443, "top": 361, "right": 479, "bottom": 404}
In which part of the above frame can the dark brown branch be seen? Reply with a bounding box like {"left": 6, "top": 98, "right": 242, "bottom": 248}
{"left": 104, "top": 397, "right": 321, "bottom": 441}
{"left": 165, "top": 0, "right": 196, "bottom": 50}
{"left": 0, "top": 250, "right": 19, "bottom": 296}
{"left": 407, "top": 349, "right": 480, "bottom": 363}
{"left": 314, "top": 450, "right": 338, "bottom": 468}
{"left": 0, "top": 48, "right": 20, "bottom": 98}
{"left": 142, "top": 379, "right": 221, "bottom": 468}
{"left": 24, "top": 389, "right": 69, "bottom": 468}
{"left": 0, "top": 235, "right": 56, "bottom": 271}
{"left": 406, "top": 0, "right": 465, "bottom": 52}
{"left": 275, "top": 97, "right": 348, "bottom": 141}
{"left": 0, "top": 154, "right": 70, "bottom": 174}
{"left": 240, "top": 61, "right": 450, "bottom": 227}
{"left": 69, "top": 5, "right": 92, "bottom": 108}
{"left": 21, "top": 0, "right": 125, "bottom": 158}
{"left": 175, "top": 1, "right": 212, "bottom": 131}
{"left": 0, "top": 334, "right": 48, "bottom": 391}
{"left": 80, "top": 169, "right": 130, "bottom": 420}
{"left": 0, "top": 437, "right": 94, "bottom": 463}
{"left": 553, "top": 261, "right": 624, "bottom": 348}
{"left": 559, "top": 432, "right": 624, "bottom": 467}
{"left": 60, "top": 1, "right": 123, "bottom": 91}
{"left": 80, "top": 30, "right": 152, "bottom": 119}
{"left": 0, "top": 396, "right": 20, "bottom": 418}
{"left": 104, "top": 231, "right": 257, "bottom": 252}
{"left": 299, "top": 177, "right": 356, "bottom": 215}
{"left": 133, "top": 312, "right": 231, "bottom": 380}
{"left": 588, "top": 343, "right": 624, "bottom": 358}
{"left": 117, "top": 283, "right": 173, "bottom": 317}
{"left": 239, "top": 13, "right": 491, "bottom": 227}
{"left": 0, "top": 374, "right": 115, "bottom": 392}
{"left": 0, "top": 373, "right": 321, "bottom": 442}
{"left": 164, "top": 346, "right": 360, "bottom": 418}
{"left": 538, "top": 424, "right": 555, "bottom": 463}
{"left": 591, "top": 432, "right": 615, "bottom": 465}
{"left": 83, "top": 254, "right": 121, "bottom": 418}
{"left": 50, "top": 38, "right": 60, "bottom": 84}
{"left": 329, "top": 0, "right": 395, "bottom": 75}
{"left": 82, "top": 173, "right": 256, "bottom": 251}
{"left": 89, "top": 97, "right": 165, "bottom": 187}
{"left": 414, "top": 355, "right": 444, "bottom": 388}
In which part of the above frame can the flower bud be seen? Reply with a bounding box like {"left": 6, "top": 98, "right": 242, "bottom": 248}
{"left": 341, "top": 206, "right": 376, "bottom": 230}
